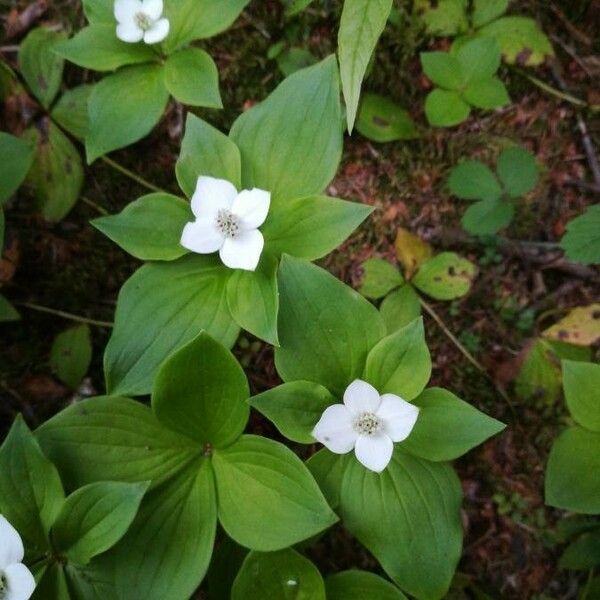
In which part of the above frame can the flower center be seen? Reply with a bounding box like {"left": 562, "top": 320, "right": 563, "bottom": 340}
{"left": 134, "top": 12, "right": 153, "bottom": 30}
{"left": 215, "top": 209, "right": 241, "bottom": 238}
{"left": 353, "top": 412, "right": 382, "bottom": 436}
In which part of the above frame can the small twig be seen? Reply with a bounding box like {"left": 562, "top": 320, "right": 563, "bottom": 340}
{"left": 240, "top": 11, "right": 271, "bottom": 39}
{"left": 80, "top": 195, "right": 109, "bottom": 216}
{"left": 100, "top": 156, "right": 166, "bottom": 194}
{"left": 515, "top": 69, "right": 587, "bottom": 107}
{"left": 17, "top": 302, "right": 113, "bottom": 328}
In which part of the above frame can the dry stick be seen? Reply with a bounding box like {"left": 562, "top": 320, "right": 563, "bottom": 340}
{"left": 17, "top": 302, "right": 113, "bottom": 328}
{"left": 100, "top": 156, "right": 166, "bottom": 194}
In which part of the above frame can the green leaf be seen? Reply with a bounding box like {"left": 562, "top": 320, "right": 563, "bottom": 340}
{"left": 562, "top": 360, "right": 600, "bottom": 432}
{"left": 51, "top": 84, "right": 93, "bottom": 140}
{"left": 276, "top": 47, "right": 318, "bottom": 77}
{"left": 0, "top": 416, "right": 65, "bottom": 551}
{"left": 448, "top": 160, "right": 502, "bottom": 201}
{"left": 65, "top": 562, "right": 115, "bottom": 599}
{"left": 414, "top": 0, "right": 468, "bottom": 36}
{"left": 104, "top": 255, "right": 238, "bottom": 396}
{"left": 462, "top": 76, "right": 510, "bottom": 109}
{"left": 53, "top": 25, "right": 155, "bottom": 72}
{"left": 472, "top": 0, "right": 508, "bottom": 28}
{"left": 213, "top": 435, "right": 338, "bottom": 550}
{"left": 559, "top": 529, "right": 600, "bottom": 570}
{"left": 545, "top": 426, "right": 600, "bottom": 513}
{"left": 400, "top": 387, "right": 504, "bottom": 461}
{"left": 339, "top": 450, "right": 463, "bottom": 599}
{"left": 92, "top": 193, "right": 192, "bottom": 261}
{"left": 356, "top": 93, "right": 419, "bottom": 143}
{"left": 380, "top": 285, "right": 422, "bottom": 333}
{"left": 226, "top": 253, "right": 279, "bottom": 345}
{"left": 338, "top": 0, "right": 393, "bottom": 131}
{"left": 230, "top": 56, "right": 342, "bottom": 202}
{"left": 232, "top": 549, "right": 326, "bottom": 599}
{"left": 420, "top": 52, "right": 464, "bottom": 90}
{"left": 249, "top": 381, "right": 336, "bottom": 444}
{"left": 23, "top": 120, "right": 84, "bottom": 222}
{"left": 52, "top": 481, "right": 148, "bottom": 565}
{"left": 164, "top": 47, "right": 222, "bottom": 108}
{"left": 262, "top": 195, "right": 372, "bottom": 261}
{"left": 283, "top": 0, "right": 315, "bottom": 17}
{"left": 305, "top": 449, "right": 348, "bottom": 510}
{"left": 82, "top": 0, "right": 113, "bottom": 23}
{"left": 50, "top": 324, "right": 92, "bottom": 389}
{"left": 36, "top": 396, "right": 201, "bottom": 489}
{"left": 0, "top": 295, "right": 20, "bottom": 322}
{"left": 32, "top": 564, "right": 70, "bottom": 600}
{"left": 424, "top": 89, "right": 470, "bottom": 127}
{"left": 19, "top": 27, "right": 65, "bottom": 108}
{"left": 86, "top": 64, "right": 169, "bottom": 162}
{"left": 454, "top": 37, "right": 501, "bottom": 82}
{"left": 412, "top": 252, "right": 477, "bottom": 300}
{"left": 207, "top": 537, "right": 248, "bottom": 600}
{"left": 363, "top": 317, "right": 431, "bottom": 400}
{"left": 358, "top": 258, "right": 403, "bottom": 299}
{"left": 0, "top": 132, "right": 35, "bottom": 205}
{"left": 326, "top": 570, "right": 408, "bottom": 600}
{"left": 515, "top": 339, "right": 563, "bottom": 403}
{"left": 496, "top": 146, "right": 538, "bottom": 197}
{"left": 561, "top": 204, "right": 600, "bottom": 265}
{"left": 152, "top": 331, "right": 249, "bottom": 447}
{"left": 275, "top": 256, "right": 386, "bottom": 397}
{"left": 462, "top": 197, "right": 514, "bottom": 235}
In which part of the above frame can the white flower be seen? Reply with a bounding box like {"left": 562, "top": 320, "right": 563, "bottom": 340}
{"left": 114, "top": 0, "right": 170, "bottom": 44}
{"left": 0, "top": 516, "right": 35, "bottom": 600}
{"left": 180, "top": 176, "right": 271, "bottom": 272}
{"left": 312, "top": 379, "right": 420, "bottom": 473}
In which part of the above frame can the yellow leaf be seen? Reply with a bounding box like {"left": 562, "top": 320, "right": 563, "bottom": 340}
{"left": 394, "top": 228, "right": 433, "bottom": 279}
{"left": 543, "top": 304, "right": 600, "bottom": 347}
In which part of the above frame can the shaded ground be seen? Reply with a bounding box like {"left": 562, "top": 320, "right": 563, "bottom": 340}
{"left": 1, "top": 0, "right": 600, "bottom": 598}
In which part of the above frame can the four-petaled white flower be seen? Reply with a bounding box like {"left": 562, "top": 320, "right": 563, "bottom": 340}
{"left": 180, "top": 176, "right": 271, "bottom": 272}
{"left": 114, "top": 0, "right": 170, "bottom": 44}
{"left": 0, "top": 516, "right": 35, "bottom": 600}
{"left": 313, "top": 379, "right": 420, "bottom": 473}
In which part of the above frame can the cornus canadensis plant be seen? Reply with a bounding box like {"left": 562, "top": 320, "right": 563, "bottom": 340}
{"left": 0, "top": 516, "right": 35, "bottom": 600}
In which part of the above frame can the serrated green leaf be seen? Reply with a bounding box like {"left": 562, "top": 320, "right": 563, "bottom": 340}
{"left": 420, "top": 51, "right": 464, "bottom": 90}
{"left": 462, "top": 76, "right": 510, "bottom": 109}
{"left": 454, "top": 37, "right": 501, "bottom": 81}
{"left": 462, "top": 197, "right": 514, "bottom": 235}
{"left": 560, "top": 204, "right": 600, "bottom": 265}
{"left": 425, "top": 89, "right": 471, "bottom": 127}
{"left": 448, "top": 160, "right": 502, "bottom": 201}
{"left": 496, "top": 146, "right": 538, "bottom": 197}
{"left": 50, "top": 324, "right": 92, "bottom": 389}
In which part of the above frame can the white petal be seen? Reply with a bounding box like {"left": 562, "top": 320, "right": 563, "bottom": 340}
{"left": 143, "top": 18, "right": 170, "bottom": 44}
{"left": 141, "top": 0, "right": 163, "bottom": 19}
{"left": 116, "top": 22, "right": 144, "bottom": 43}
{"left": 3, "top": 563, "right": 36, "bottom": 600}
{"left": 219, "top": 229, "right": 264, "bottom": 271}
{"left": 354, "top": 433, "right": 393, "bottom": 473}
{"left": 313, "top": 404, "right": 358, "bottom": 454}
{"left": 114, "top": 0, "right": 143, "bottom": 22}
{"left": 180, "top": 219, "right": 224, "bottom": 254}
{"left": 190, "top": 176, "right": 237, "bottom": 219}
{"left": 343, "top": 379, "right": 381, "bottom": 416}
{"left": 0, "top": 516, "right": 24, "bottom": 568}
{"left": 231, "top": 188, "right": 271, "bottom": 230}
{"left": 377, "top": 393, "right": 420, "bottom": 442}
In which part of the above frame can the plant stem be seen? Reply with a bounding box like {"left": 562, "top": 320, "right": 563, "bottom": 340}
{"left": 100, "top": 156, "right": 166, "bottom": 194}
{"left": 17, "top": 302, "right": 113, "bottom": 328}
{"left": 515, "top": 69, "right": 587, "bottom": 107}
{"left": 80, "top": 195, "right": 109, "bottom": 216}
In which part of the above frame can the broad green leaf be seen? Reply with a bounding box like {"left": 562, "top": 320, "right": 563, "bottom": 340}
{"left": 562, "top": 360, "right": 600, "bottom": 432}
{"left": 496, "top": 146, "right": 539, "bottom": 197}
{"left": 82, "top": 0, "right": 113, "bottom": 23}
{"left": 276, "top": 47, "right": 318, "bottom": 77}
{"left": 36, "top": 396, "right": 201, "bottom": 489}
{"left": 104, "top": 255, "right": 238, "bottom": 396}
{"left": 462, "top": 197, "right": 514, "bottom": 235}
{"left": 545, "top": 426, "right": 600, "bottom": 513}
{"left": 230, "top": 56, "right": 342, "bottom": 202}
{"left": 232, "top": 549, "right": 326, "bottom": 600}
{"left": 51, "top": 84, "right": 93, "bottom": 140}
{"left": 559, "top": 529, "right": 600, "bottom": 570}
{"left": 454, "top": 37, "right": 501, "bottom": 81}
{"left": 448, "top": 160, "right": 502, "bottom": 201}
{"left": 400, "top": 387, "right": 505, "bottom": 461}
{"left": 420, "top": 52, "right": 464, "bottom": 90}
{"left": 543, "top": 304, "right": 600, "bottom": 347}
{"left": 0, "top": 416, "right": 65, "bottom": 551}
{"left": 472, "top": 0, "right": 508, "bottom": 28}
{"left": 65, "top": 562, "right": 116, "bottom": 599}
{"left": 0, "top": 132, "right": 34, "bottom": 205}
{"left": 284, "top": 0, "right": 315, "bottom": 17}
{"left": 358, "top": 258, "right": 403, "bottom": 299}
{"left": 50, "top": 324, "right": 92, "bottom": 389}
{"left": 52, "top": 481, "right": 148, "bottom": 565}
{"left": 414, "top": 0, "right": 468, "bottom": 36}
{"left": 275, "top": 256, "right": 386, "bottom": 397}
{"left": 363, "top": 317, "right": 431, "bottom": 400}
{"left": 262, "top": 195, "right": 372, "bottom": 261}
{"left": 339, "top": 450, "right": 463, "bottom": 599}
{"left": 213, "top": 435, "right": 338, "bottom": 551}
{"left": 326, "top": 570, "right": 408, "bottom": 600}
{"left": 463, "top": 76, "right": 510, "bottom": 109}
{"left": 207, "top": 538, "right": 248, "bottom": 600}
{"left": 19, "top": 27, "right": 65, "bottom": 108}
{"left": 356, "top": 93, "right": 419, "bottom": 142}
{"left": 338, "top": 0, "right": 393, "bottom": 131}
{"left": 32, "top": 564, "right": 70, "bottom": 600}
{"left": 425, "top": 89, "right": 470, "bottom": 127}
{"left": 394, "top": 228, "right": 433, "bottom": 279}
{"left": 152, "top": 332, "right": 249, "bottom": 447}
{"left": 561, "top": 204, "right": 600, "bottom": 265}
{"left": 305, "top": 450, "right": 348, "bottom": 510}
{"left": 226, "top": 253, "right": 279, "bottom": 345}
{"left": 164, "top": 47, "right": 222, "bottom": 108}
{"left": 380, "top": 285, "right": 422, "bottom": 333}
{"left": 249, "top": 381, "right": 336, "bottom": 444}
{"left": 515, "top": 339, "right": 563, "bottom": 403}
{"left": 412, "top": 252, "right": 477, "bottom": 300}
{"left": 53, "top": 25, "right": 155, "bottom": 72}
{"left": 23, "top": 119, "right": 84, "bottom": 222}
{"left": 86, "top": 64, "right": 169, "bottom": 162}
{"left": 0, "top": 295, "right": 20, "bottom": 322}
{"left": 92, "top": 193, "right": 192, "bottom": 261}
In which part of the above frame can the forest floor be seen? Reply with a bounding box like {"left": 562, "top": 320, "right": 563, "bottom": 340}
{"left": 1, "top": 0, "right": 600, "bottom": 598}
